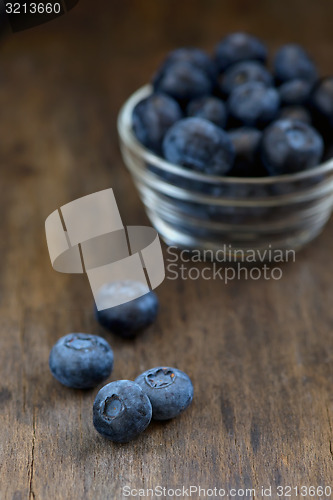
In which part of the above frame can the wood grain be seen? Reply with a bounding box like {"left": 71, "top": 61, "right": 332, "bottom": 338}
{"left": 0, "top": 1, "right": 332, "bottom": 498}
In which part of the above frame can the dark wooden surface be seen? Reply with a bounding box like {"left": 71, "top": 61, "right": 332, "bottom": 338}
{"left": 0, "top": 1, "right": 333, "bottom": 498}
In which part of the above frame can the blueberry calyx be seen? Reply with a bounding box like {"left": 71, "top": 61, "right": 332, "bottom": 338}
{"left": 145, "top": 368, "right": 176, "bottom": 389}
{"left": 65, "top": 336, "right": 97, "bottom": 351}
{"left": 102, "top": 395, "right": 125, "bottom": 420}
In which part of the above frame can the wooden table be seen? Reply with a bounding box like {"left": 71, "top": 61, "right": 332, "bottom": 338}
{"left": 1, "top": 1, "right": 332, "bottom": 498}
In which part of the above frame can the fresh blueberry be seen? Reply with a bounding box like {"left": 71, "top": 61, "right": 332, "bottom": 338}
{"left": 227, "top": 82, "right": 280, "bottom": 128}
{"left": 157, "top": 47, "right": 217, "bottom": 82}
{"left": 278, "top": 79, "right": 312, "bottom": 106}
{"left": 93, "top": 380, "right": 152, "bottom": 443}
{"left": 49, "top": 333, "right": 114, "bottom": 389}
{"left": 95, "top": 281, "right": 159, "bottom": 339}
{"left": 132, "top": 93, "right": 182, "bottom": 154}
{"left": 324, "top": 143, "right": 333, "bottom": 162}
{"left": 172, "top": 199, "right": 211, "bottom": 219}
{"left": 228, "top": 127, "right": 266, "bottom": 177}
{"left": 162, "top": 117, "right": 235, "bottom": 175}
{"left": 135, "top": 367, "right": 193, "bottom": 420}
{"left": 153, "top": 61, "right": 213, "bottom": 106}
{"left": 186, "top": 96, "right": 227, "bottom": 128}
{"left": 146, "top": 163, "right": 210, "bottom": 194}
{"left": 309, "top": 77, "right": 333, "bottom": 135}
{"left": 206, "top": 178, "right": 272, "bottom": 220}
{"left": 219, "top": 60, "right": 273, "bottom": 96}
{"left": 215, "top": 32, "right": 267, "bottom": 72}
{"left": 278, "top": 105, "right": 312, "bottom": 124}
{"left": 261, "top": 119, "right": 324, "bottom": 175}
{"left": 273, "top": 44, "right": 317, "bottom": 83}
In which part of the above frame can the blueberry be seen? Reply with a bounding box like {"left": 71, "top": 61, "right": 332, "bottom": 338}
{"left": 228, "top": 127, "right": 266, "bottom": 177}
{"left": 172, "top": 199, "right": 210, "bottom": 219}
{"left": 95, "top": 281, "right": 159, "bottom": 339}
{"left": 309, "top": 77, "right": 333, "bottom": 135}
{"left": 278, "top": 105, "right": 312, "bottom": 124}
{"left": 215, "top": 32, "right": 267, "bottom": 72}
{"left": 273, "top": 44, "right": 317, "bottom": 83}
{"left": 146, "top": 163, "right": 210, "bottom": 193}
{"left": 157, "top": 47, "right": 217, "bottom": 82}
{"left": 135, "top": 367, "right": 193, "bottom": 420}
{"left": 186, "top": 96, "right": 227, "bottom": 128}
{"left": 93, "top": 380, "right": 152, "bottom": 442}
{"left": 324, "top": 143, "right": 333, "bottom": 162}
{"left": 219, "top": 61, "right": 273, "bottom": 96}
{"left": 132, "top": 93, "right": 182, "bottom": 154}
{"left": 49, "top": 333, "right": 114, "bottom": 389}
{"left": 228, "top": 82, "right": 280, "bottom": 128}
{"left": 162, "top": 117, "right": 235, "bottom": 175}
{"left": 261, "top": 119, "right": 324, "bottom": 175}
{"left": 153, "top": 61, "right": 213, "bottom": 106}
{"left": 278, "top": 79, "right": 312, "bottom": 106}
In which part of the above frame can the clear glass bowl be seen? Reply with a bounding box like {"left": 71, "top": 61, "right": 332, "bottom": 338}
{"left": 117, "top": 85, "right": 333, "bottom": 260}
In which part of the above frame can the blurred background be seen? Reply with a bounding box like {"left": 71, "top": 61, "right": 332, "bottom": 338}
{"left": 1, "top": 0, "right": 332, "bottom": 295}
{"left": 1, "top": 0, "right": 333, "bottom": 220}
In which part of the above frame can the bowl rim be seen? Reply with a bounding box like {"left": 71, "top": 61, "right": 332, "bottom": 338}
{"left": 117, "top": 84, "right": 333, "bottom": 185}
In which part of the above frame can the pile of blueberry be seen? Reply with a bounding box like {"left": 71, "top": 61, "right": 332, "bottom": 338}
{"left": 132, "top": 33, "right": 333, "bottom": 178}
{"left": 49, "top": 282, "right": 194, "bottom": 443}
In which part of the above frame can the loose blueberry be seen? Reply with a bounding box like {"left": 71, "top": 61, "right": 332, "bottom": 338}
{"left": 95, "top": 280, "right": 159, "bottom": 339}
{"left": 93, "top": 380, "right": 152, "bottom": 442}
{"left": 273, "top": 44, "right": 317, "bottom": 83}
{"left": 219, "top": 60, "right": 273, "bottom": 96}
{"left": 278, "top": 79, "right": 312, "bottom": 106}
{"left": 228, "top": 127, "right": 266, "bottom": 177}
{"left": 49, "top": 333, "right": 114, "bottom": 389}
{"left": 135, "top": 367, "right": 193, "bottom": 420}
{"left": 228, "top": 81, "right": 280, "bottom": 128}
{"left": 132, "top": 93, "right": 182, "bottom": 154}
{"left": 215, "top": 32, "right": 267, "bottom": 72}
{"left": 162, "top": 117, "right": 235, "bottom": 175}
{"left": 186, "top": 96, "right": 227, "bottom": 128}
{"left": 153, "top": 61, "right": 213, "bottom": 106}
{"left": 157, "top": 47, "right": 217, "bottom": 82}
{"left": 278, "top": 105, "right": 312, "bottom": 124}
{"left": 309, "top": 77, "right": 333, "bottom": 135}
{"left": 261, "top": 119, "right": 324, "bottom": 175}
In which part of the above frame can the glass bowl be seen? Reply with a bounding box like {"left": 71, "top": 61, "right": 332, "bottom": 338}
{"left": 117, "top": 85, "right": 333, "bottom": 260}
